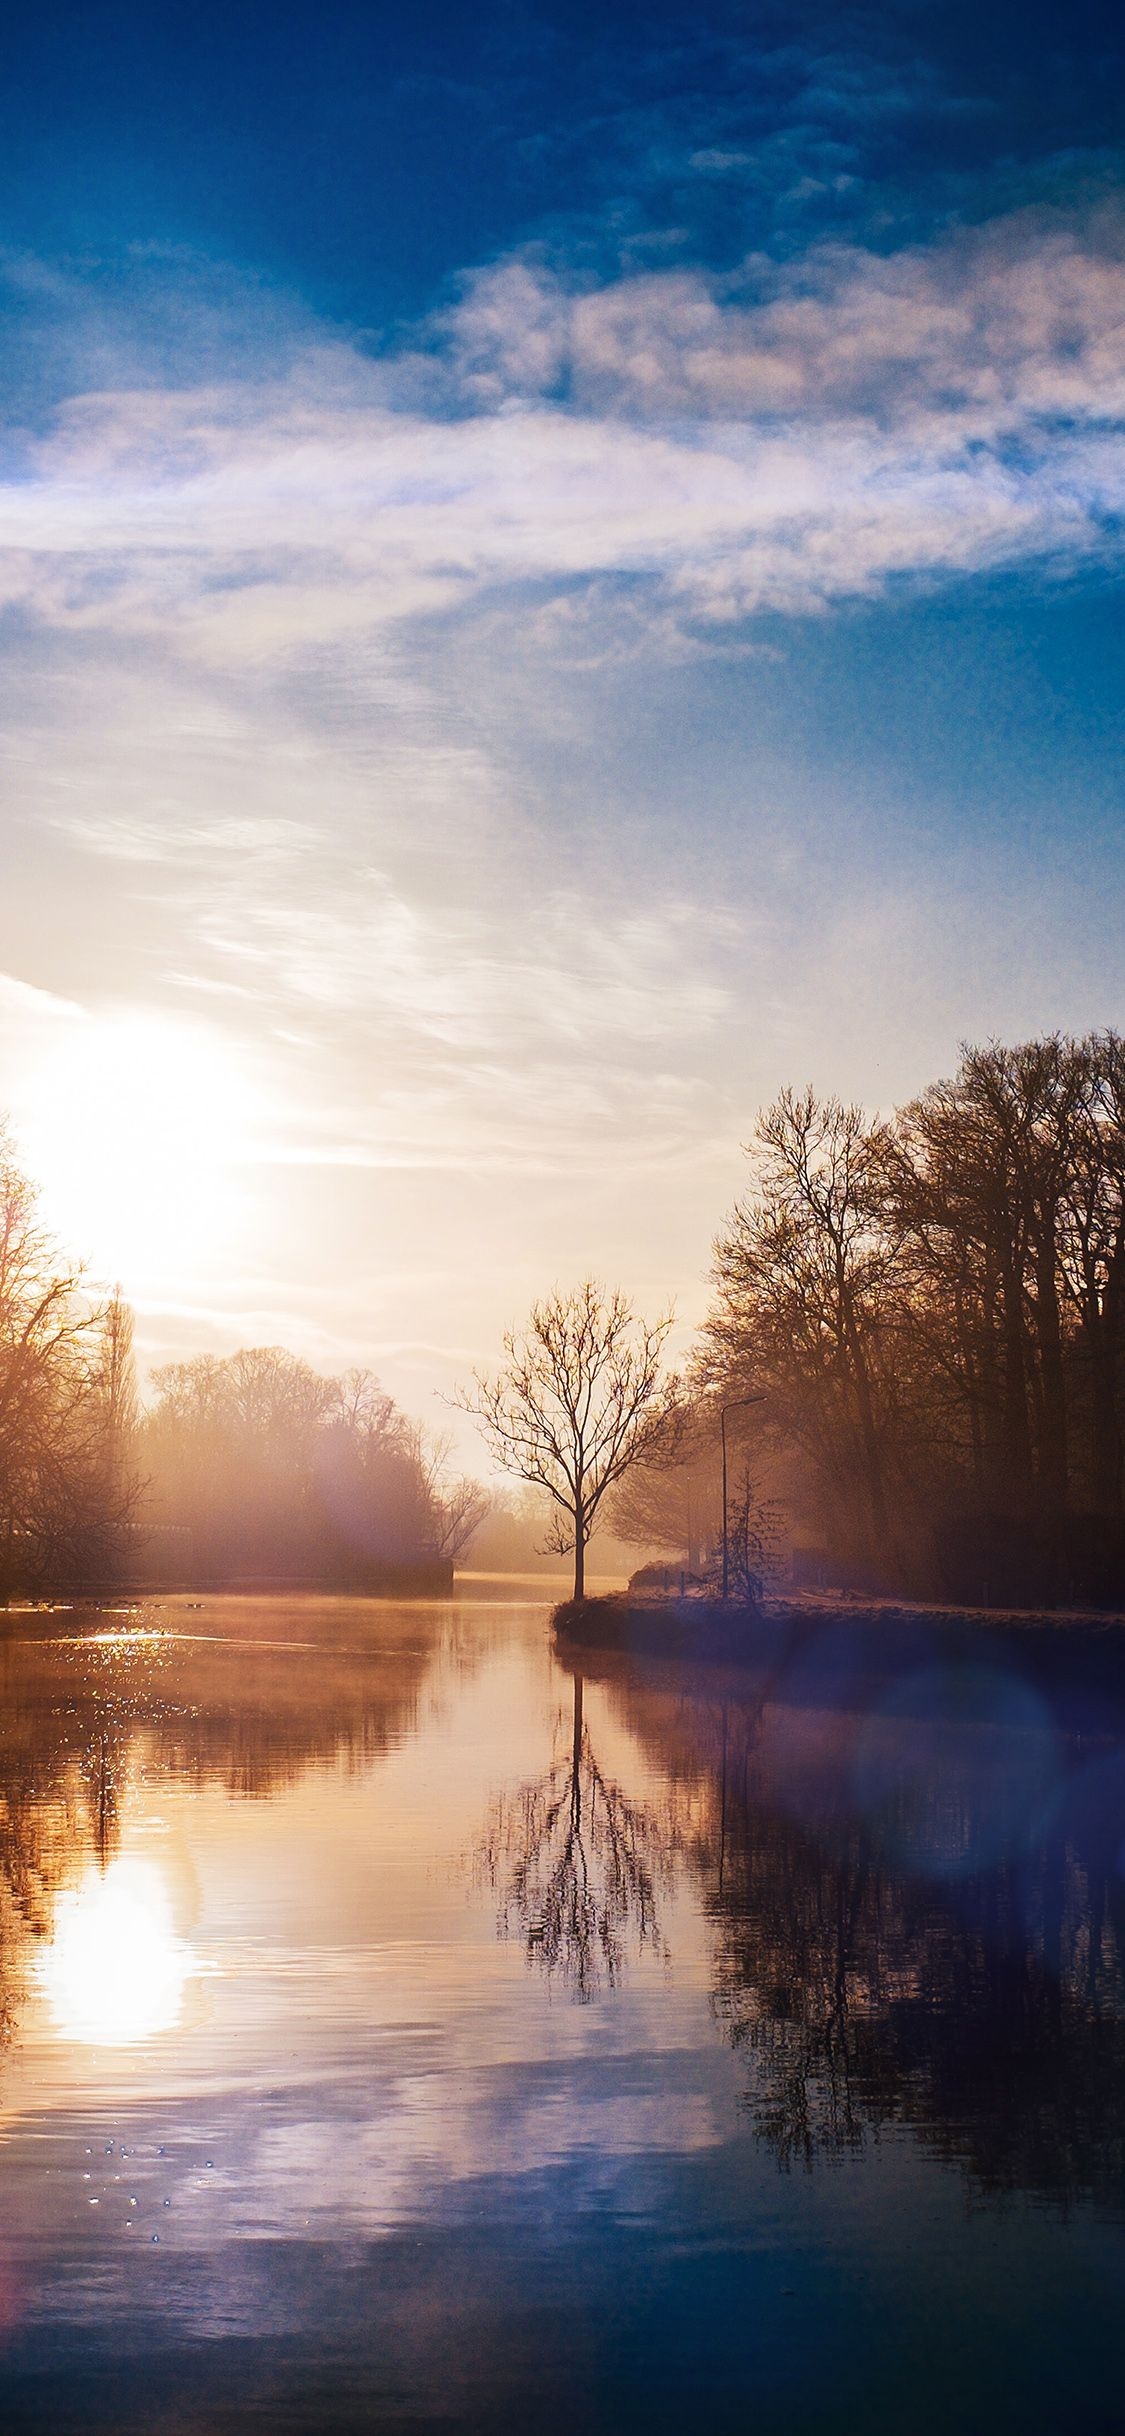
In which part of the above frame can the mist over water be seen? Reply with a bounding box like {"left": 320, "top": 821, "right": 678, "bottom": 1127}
{"left": 0, "top": 1591, "right": 1120, "bottom": 2433}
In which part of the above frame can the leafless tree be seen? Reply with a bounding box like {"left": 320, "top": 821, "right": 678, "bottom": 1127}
{"left": 607, "top": 1396, "right": 717, "bottom": 1570}
{"left": 705, "top": 1038, "right": 1125, "bottom": 1602}
{"left": 1057, "top": 1033, "right": 1125, "bottom": 1518}
{"left": 410, "top": 1427, "right": 489, "bottom": 1562}
{"left": 0, "top": 1127, "right": 137, "bottom": 1597}
{"left": 457, "top": 1280, "right": 674, "bottom": 1598}
{"left": 706, "top": 1091, "right": 905, "bottom": 1575}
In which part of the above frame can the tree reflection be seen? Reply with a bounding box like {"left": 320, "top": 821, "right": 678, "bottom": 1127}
{"left": 477, "top": 1670, "right": 674, "bottom": 1999}
{"left": 600, "top": 1657, "right": 1125, "bottom": 2209}
{"left": 710, "top": 1791, "right": 1125, "bottom": 2205}
{"left": 0, "top": 1603, "right": 452, "bottom": 2062}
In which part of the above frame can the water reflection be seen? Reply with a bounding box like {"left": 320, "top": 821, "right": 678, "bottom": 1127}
{"left": 1, "top": 1604, "right": 1122, "bottom": 2233}
{"left": 38, "top": 1859, "right": 197, "bottom": 2046}
{"left": 594, "top": 1651, "right": 1125, "bottom": 2210}
{"left": 0, "top": 1598, "right": 1123, "bottom": 2436}
{"left": 0, "top": 1599, "right": 450, "bottom": 2063}
{"left": 476, "top": 1670, "right": 674, "bottom": 1998}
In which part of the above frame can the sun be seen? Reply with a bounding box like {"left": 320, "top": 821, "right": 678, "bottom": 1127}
{"left": 20, "top": 1008, "right": 264, "bottom": 1294}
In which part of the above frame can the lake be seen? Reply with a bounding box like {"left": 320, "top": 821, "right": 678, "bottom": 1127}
{"left": 0, "top": 1587, "right": 1122, "bottom": 2433}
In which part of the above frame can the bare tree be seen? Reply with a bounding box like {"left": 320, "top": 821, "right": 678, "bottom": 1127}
{"left": 410, "top": 1427, "right": 489, "bottom": 1562}
{"left": 607, "top": 1396, "right": 716, "bottom": 1571}
{"left": 703, "top": 1039, "right": 1125, "bottom": 1603}
{"left": 706, "top": 1091, "right": 904, "bottom": 1575}
{"left": 457, "top": 1281, "right": 674, "bottom": 1599}
{"left": 0, "top": 1129, "right": 137, "bottom": 1597}
{"left": 881, "top": 1039, "right": 1085, "bottom": 1532}
{"left": 1058, "top": 1033, "right": 1125, "bottom": 1519}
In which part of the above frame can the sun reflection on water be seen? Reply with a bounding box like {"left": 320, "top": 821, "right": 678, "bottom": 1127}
{"left": 83, "top": 1628, "right": 172, "bottom": 1650}
{"left": 37, "top": 1859, "right": 197, "bottom": 2047}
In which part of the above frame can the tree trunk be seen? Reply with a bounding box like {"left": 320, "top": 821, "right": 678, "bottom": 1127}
{"left": 1033, "top": 1219, "right": 1069, "bottom": 1522}
{"left": 839, "top": 1280, "right": 890, "bottom": 1562}
{"left": 997, "top": 1219, "right": 1033, "bottom": 1509}
{"left": 572, "top": 1517, "right": 586, "bottom": 1601}
{"left": 1090, "top": 1340, "right": 1122, "bottom": 1518}
{"left": 1094, "top": 1219, "right": 1125, "bottom": 1518}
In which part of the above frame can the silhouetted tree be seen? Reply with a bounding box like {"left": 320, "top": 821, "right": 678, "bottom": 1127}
{"left": 458, "top": 1280, "right": 673, "bottom": 1598}
{"left": 705, "top": 1040, "right": 1125, "bottom": 1603}
{"left": 876, "top": 1033, "right": 1125, "bottom": 1595}
{"left": 1058, "top": 1034, "right": 1125, "bottom": 1519}
{"left": 0, "top": 1128, "right": 138, "bottom": 1596}
{"left": 881, "top": 1040, "right": 1083, "bottom": 1527}
{"left": 706, "top": 1091, "right": 906, "bottom": 1578}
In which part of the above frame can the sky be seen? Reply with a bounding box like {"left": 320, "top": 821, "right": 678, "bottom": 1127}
{"left": 0, "top": 0, "right": 1123, "bottom": 1438}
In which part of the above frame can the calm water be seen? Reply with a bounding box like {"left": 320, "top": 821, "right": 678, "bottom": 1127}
{"left": 0, "top": 1589, "right": 1122, "bottom": 2434}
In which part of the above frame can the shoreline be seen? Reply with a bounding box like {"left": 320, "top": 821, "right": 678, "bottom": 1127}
{"left": 551, "top": 1590, "right": 1125, "bottom": 1723}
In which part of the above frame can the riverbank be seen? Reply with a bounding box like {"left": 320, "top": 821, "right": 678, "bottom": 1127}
{"left": 552, "top": 1588, "right": 1125, "bottom": 1724}
{"left": 553, "top": 1592, "right": 762, "bottom": 1660}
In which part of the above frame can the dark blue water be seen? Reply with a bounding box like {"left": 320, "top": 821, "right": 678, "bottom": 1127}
{"left": 0, "top": 1591, "right": 1121, "bottom": 2432}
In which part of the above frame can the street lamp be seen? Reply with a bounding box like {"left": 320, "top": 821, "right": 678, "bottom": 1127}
{"left": 721, "top": 1394, "right": 765, "bottom": 1602}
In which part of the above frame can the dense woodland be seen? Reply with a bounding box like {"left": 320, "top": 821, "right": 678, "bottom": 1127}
{"left": 4, "top": 1027, "right": 1125, "bottom": 1605}
{"left": 681, "top": 1031, "right": 1125, "bottom": 1604}
{"left": 142, "top": 1349, "right": 484, "bottom": 1586}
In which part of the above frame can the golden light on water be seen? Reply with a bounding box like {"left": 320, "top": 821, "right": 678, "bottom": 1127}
{"left": 38, "top": 1859, "right": 197, "bottom": 2048}
{"left": 21, "top": 1010, "right": 261, "bottom": 1293}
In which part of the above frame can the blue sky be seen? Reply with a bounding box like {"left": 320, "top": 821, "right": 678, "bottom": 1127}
{"left": 0, "top": 0, "right": 1122, "bottom": 1418}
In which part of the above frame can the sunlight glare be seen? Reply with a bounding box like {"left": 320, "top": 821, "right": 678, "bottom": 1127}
{"left": 38, "top": 1858, "right": 197, "bottom": 2047}
{"left": 21, "top": 1009, "right": 262, "bottom": 1291}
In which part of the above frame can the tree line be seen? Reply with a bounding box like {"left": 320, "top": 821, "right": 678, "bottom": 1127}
{"left": 7, "top": 1026, "right": 1125, "bottom": 1607}
{"left": 702, "top": 1033, "right": 1125, "bottom": 1603}
{"left": 0, "top": 1125, "right": 483, "bottom": 1598}
{"left": 465, "top": 1033, "right": 1125, "bottom": 1607}
{"left": 143, "top": 1347, "right": 484, "bottom": 1586}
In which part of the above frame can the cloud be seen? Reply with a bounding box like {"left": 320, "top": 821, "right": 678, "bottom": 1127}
{"left": 4, "top": 196, "right": 1120, "bottom": 1204}
{"left": 94, "top": 821, "right": 739, "bottom": 1178}
{"left": 0, "top": 242, "right": 323, "bottom": 426}
{"left": 688, "top": 148, "right": 754, "bottom": 174}
{"left": 444, "top": 205, "right": 1125, "bottom": 433}
{"left": 2, "top": 648, "right": 739, "bottom": 1195}
{"left": 0, "top": 202, "right": 1122, "bottom": 670}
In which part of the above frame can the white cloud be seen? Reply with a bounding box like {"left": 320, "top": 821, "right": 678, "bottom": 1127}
{"left": 443, "top": 204, "right": 1125, "bottom": 428}
{"left": 0, "top": 203, "right": 1122, "bottom": 664}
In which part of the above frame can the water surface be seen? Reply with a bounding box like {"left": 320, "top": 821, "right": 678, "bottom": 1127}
{"left": 0, "top": 1591, "right": 1121, "bottom": 2433}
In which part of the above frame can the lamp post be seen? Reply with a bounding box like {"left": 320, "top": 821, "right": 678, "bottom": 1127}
{"left": 721, "top": 1394, "right": 765, "bottom": 1602}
